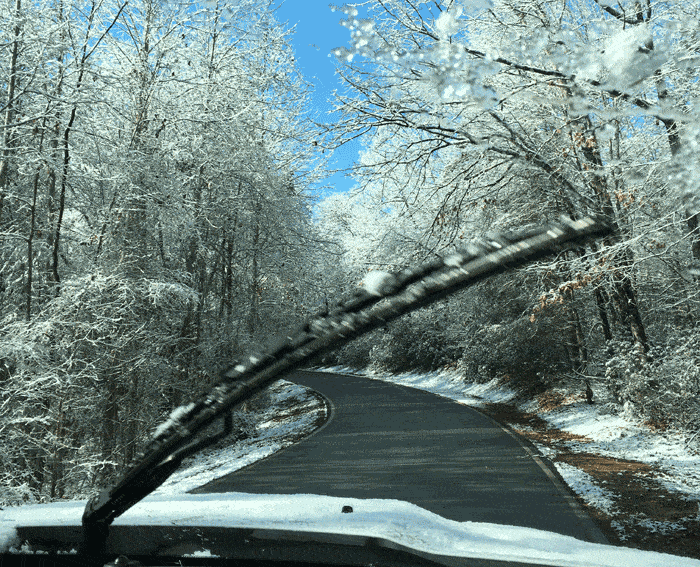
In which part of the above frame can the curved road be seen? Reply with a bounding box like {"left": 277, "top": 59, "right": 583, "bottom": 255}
{"left": 194, "top": 370, "right": 607, "bottom": 543}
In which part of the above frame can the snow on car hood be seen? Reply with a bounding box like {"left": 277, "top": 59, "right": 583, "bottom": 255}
{"left": 2, "top": 492, "right": 698, "bottom": 566}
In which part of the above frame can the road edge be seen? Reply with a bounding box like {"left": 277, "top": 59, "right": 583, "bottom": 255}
{"left": 466, "top": 404, "right": 610, "bottom": 545}
{"left": 312, "top": 368, "right": 609, "bottom": 545}
{"left": 189, "top": 382, "right": 335, "bottom": 494}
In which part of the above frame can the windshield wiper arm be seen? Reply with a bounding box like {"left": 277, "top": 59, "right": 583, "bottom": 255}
{"left": 81, "top": 215, "right": 613, "bottom": 555}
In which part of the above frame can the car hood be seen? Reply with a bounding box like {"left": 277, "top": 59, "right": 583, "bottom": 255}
{"left": 2, "top": 492, "right": 697, "bottom": 567}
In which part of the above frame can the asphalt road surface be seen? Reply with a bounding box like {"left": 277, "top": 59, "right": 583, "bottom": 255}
{"left": 193, "top": 370, "right": 608, "bottom": 544}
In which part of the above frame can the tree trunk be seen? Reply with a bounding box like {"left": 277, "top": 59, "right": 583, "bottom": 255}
{"left": 0, "top": 0, "right": 22, "bottom": 224}
{"left": 569, "top": 114, "right": 650, "bottom": 353}
{"left": 123, "top": 374, "right": 140, "bottom": 466}
{"left": 594, "top": 287, "right": 613, "bottom": 343}
{"left": 567, "top": 305, "right": 587, "bottom": 373}
{"left": 611, "top": 273, "right": 649, "bottom": 351}
{"left": 26, "top": 170, "right": 39, "bottom": 320}
{"left": 49, "top": 398, "right": 65, "bottom": 499}
{"left": 221, "top": 234, "right": 234, "bottom": 318}
{"left": 51, "top": 0, "right": 99, "bottom": 285}
{"left": 100, "top": 373, "right": 120, "bottom": 485}
{"left": 248, "top": 219, "right": 260, "bottom": 335}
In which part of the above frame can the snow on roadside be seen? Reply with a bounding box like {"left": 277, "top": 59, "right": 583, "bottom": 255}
{"left": 553, "top": 461, "right": 620, "bottom": 516}
{"left": 517, "top": 394, "right": 700, "bottom": 502}
{"left": 154, "top": 379, "right": 327, "bottom": 495}
{"left": 318, "top": 366, "right": 700, "bottom": 521}
{"left": 321, "top": 365, "right": 519, "bottom": 405}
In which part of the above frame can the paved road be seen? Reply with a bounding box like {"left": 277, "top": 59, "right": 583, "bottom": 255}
{"left": 194, "top": 370, "right": 607, "bottom": 543}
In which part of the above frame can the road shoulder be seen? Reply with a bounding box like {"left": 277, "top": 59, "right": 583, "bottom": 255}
{"left": 478, "top": 398, "right": 700, "bottom": 560}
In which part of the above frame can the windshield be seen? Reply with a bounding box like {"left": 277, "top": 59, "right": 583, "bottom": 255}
{"left": 1, "top": 1, "right": 700, "bottom": 566}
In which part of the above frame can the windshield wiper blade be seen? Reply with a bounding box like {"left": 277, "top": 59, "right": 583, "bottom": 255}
{"left": 81, "top": 215, "right": 613, "bottom": 555}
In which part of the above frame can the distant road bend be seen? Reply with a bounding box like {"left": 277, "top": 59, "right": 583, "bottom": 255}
{"left": 194, "top": 370, "right": 608, "bottom": 544}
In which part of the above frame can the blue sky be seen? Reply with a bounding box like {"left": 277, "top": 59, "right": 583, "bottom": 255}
{"left": 274, "top": 1, "right": 361, "bottom": 197}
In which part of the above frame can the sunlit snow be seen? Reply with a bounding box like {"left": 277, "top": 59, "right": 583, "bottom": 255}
{"left": 361, "top": 270, "right": 396, "bottom": 296}
{"left": 579, "top": 25, "right": 666, "bottom": 90}
{"left": 434, "top": 6, "right": 463, "bottom": 40}
{"left": 3, "top": 492, "right": 698, "bottom": 566}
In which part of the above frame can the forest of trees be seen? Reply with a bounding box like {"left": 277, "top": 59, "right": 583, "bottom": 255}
{"left": 316, "top": 0, "right": 700, "bottom": 442}
{"left": 0, "top": 0, "right": 326, "bottom": 504}
{"left": 2, "top": 0, "right": 700, "bottom": 506}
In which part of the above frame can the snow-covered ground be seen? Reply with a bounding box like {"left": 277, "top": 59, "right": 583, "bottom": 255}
{"left": 3, "top": 370, "right": 700, "bottom": 565}
{"left": 155, "top": 378, "right": 327, "bottom": 495}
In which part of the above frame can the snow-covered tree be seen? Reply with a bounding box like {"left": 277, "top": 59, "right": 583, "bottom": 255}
{"left": 321, "top": 0, "right": 700, "bottom": 426}
{"left": 0, "top": 0, "right": 324, "bottom": 502}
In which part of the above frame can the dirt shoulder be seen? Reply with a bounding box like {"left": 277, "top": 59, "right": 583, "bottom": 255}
{"left": 477, "top": 395, "right": 700, "bottom": 560}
